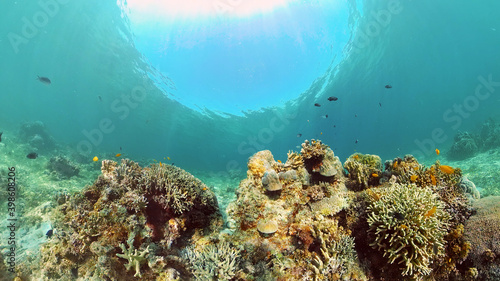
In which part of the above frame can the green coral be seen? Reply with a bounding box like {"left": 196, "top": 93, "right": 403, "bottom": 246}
{"left": 116, "top": 239, "right": 150, "bottom": 278}
{"left": 367, "top": 184, "right": 449, "bottom": 278}
{"left": 182, "top": 241, "right": 241, "bottom": 280}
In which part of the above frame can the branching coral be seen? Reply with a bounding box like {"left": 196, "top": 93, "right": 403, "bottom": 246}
{"left": 182, "top": 241, "right": 241, "bottom": 280}
{"left": 116, "top": 239, "right": 150, "bottom": 278}
{"left": 367, "top": 184, "right": 449, "bottom": 278}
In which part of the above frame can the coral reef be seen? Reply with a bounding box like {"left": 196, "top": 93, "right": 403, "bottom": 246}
{"left": 226, "top": 140, "right": 364, "bottom": 280}
{"left": 19, "top": 159, "right": 222, "bottom": 280}
{"left": 227, "top": 140, "right": 474, "bottom": 280}
{"left": 46, "top": 156, "right": 80, "bottom": 179}
{"left": 301, "top": 139, "right": 343, "bottom": 178}
{"left": 448, "top": 131, "right": 479, "bottom": 160}
{"left": 367, "top": 184, "right": 449, "bottom": 278}
{"left": 344, "top": 153, "right": 382, "bottom": 190}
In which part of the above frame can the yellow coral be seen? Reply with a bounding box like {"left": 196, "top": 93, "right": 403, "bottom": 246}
{"left": 248, "top": 158, "right": 266, "bottom": 178}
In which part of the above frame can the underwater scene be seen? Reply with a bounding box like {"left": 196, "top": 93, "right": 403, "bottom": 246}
{"left": 1, "top": 0, "right": 500, "bottom": 280}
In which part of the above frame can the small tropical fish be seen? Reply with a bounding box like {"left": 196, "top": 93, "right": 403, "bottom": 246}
{"left": 93, "top": 156, "right": 98, "bottom": 162}
{"left": 355, "top": 139, "right": 358, "bottom": 144}
{"left": 167, "top": 157, "right": 171, "bottom": 160}
{"left": 385, "top": 84, "right": 392, "bottom": 89}
{"left": 410, "top": 175, "right": 418, "bottom": 182}
{"left": 355, "top": 114, "right": 357, "bottom": 117}
{"left": 439, "top": 165, "right": 454, "bottom": 174}
{"left": 0, "top": 131, "right": 2, "bottom": 142}
{"left": 37, "top": 76, "right": 51, "bottom": 84}
{"left": 120, "top": 147, "right": 122, "bottom": 151}
{"left": 277, "top": 160, "right": 282, "bottom": 163}
{"left": 430, "top": 174, "right": 437, "bottom": 185}
{"left": 425, "top": 206, "right": 437, "bottom": 218}
{"left": 98, "top": 96, "right": 102, "bottom": 101}
{"left": 297, "top": 133, "right": 302, "bottom": 138}
{"left": 400, "top": 224, "right": 408, "bottom": 230}
{"left": 393, "top": 161, "right": 398, "bottom": 169}
{"left": 321, "top": 115, "right": 328, "bottom": 118}
{"left": 372, "top": 173, "right": 379, "bottom": 177}
{"left": 314, "top": 103, "right": 321, "bottom": 107}
{"left": 435, "top": 148, "right": 440, "bottom": 155}
{"left": 328, "top": 96, "right": 338, "bottom": 101}
{"left": 159, "top": 161, "right": 162, "bottom": 167}
{"left": 115, "top": 153, "right": 122, "bottom": 157}
{"left": 379, "top": 102, "right": 382, "bottom": 107}
{"left": 27, "top": 152, "right": 38, "bottom": 159}
{"left": 46, "top": 229, "right": 53, "bottom": 238}
{"left": 320, "top": 132, "right": 323, "bottom": 135}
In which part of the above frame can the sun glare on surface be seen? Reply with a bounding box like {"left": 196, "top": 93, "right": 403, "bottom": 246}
{"left": 126, "top": 0, "right": 294, "bottom": 20}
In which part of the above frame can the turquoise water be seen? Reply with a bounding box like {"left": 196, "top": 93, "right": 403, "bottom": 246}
{"left": 1, "top": 0, "right": 500, "bottom": 280}
{"left": 1, "top": 0, "right": 499, "bottom": 174}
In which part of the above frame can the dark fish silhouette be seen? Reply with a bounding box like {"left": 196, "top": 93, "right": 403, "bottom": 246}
{"left": 392, "top": 212, "right": 405, "bottom": 220}
{"left": 0, "top": 132, "right": 2, "bottom": 142}
{"left": 46, "top": 229, "right": 53, "bottom": 238}
{"left": 321, "top": 115, "right": 328, "bottom": 119}
{"left": 314, "top": 103, "right": 321, "bottom": 107}
{"left": 26, "top": 152, "right": 38, "bottom": 159}
{"left": 355, "top": 139, "right": 359, "bottom": 144}
{"left": 328, "top": 96, "right": 338, "bottom": 101}
{"left": 379, "top": 102, "right": 382, "bottom": 107}
{"left": 297, "top": 133, "right": 302, "bottom": 138}
{"left": 37, "top": 76, "right": 51, "bottom": 84}
{"left": 98, "top": 96, "right": 102, "bottom": 101}
{"left": 385, "top": 85, "right": 392, "bottom": 89}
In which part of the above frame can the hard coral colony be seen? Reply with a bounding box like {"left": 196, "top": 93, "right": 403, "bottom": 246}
{"left": 7, "top": 140, "right": 489, "bottom": 280}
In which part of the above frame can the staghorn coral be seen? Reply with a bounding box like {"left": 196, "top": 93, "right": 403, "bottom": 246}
{"left": 182, "top": 240, "right": 241, "bottom": 281}
{"left": 367, "top": 183, "right": 449, "bottom": 278}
